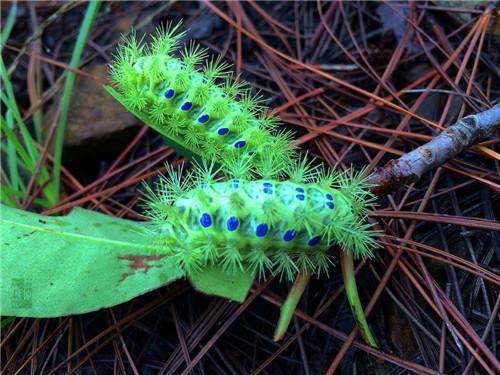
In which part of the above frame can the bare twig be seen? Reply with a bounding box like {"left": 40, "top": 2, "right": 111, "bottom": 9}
{"left": 370, "top": 105, "right": 500, "bottom": 196}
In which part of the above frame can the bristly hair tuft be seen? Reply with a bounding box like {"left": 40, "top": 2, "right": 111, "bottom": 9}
{"left": 155, "top": 163, "right": 193, "bottom": 202}
{"left": 223, "top": 75, "right": 250, "bottom": 98}
{"left": 181, "top": 40, "right": 208, "bottom": 68}
{"left": 116, "top": 29, "right": 145, "bottom": 63}
{"left": 335, "top": 166, "right": 377, "bottom": 215}
{"left": 255, "top": 152, "right": 288, "bottom": 179}
{"left": 222, "top": 153, "right": 255, "bottom": 180}
{"left": 273, "top": 250, "right": 299, "bottom": 282}
{"left": 285, "top": 153, "right": 321, "bottom": 183}
{"left": 191, "top": 158, "right": 221, "bottom": 186}
{"left": 246, "top": 247, "right": 272, "bottom": 280}
{"left": 150, "top": 21, "right": 186, "bottom": 55}
{"left": 203, "top": 54, "right": 232, "bottom": 81}
{"left": 322, "top": 212, "right": 379, "bottom": 259}
{"left": 259, "top": 111, "right": 282, "bottom": 131}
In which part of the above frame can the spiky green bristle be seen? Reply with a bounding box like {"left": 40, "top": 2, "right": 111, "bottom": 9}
{"left": 106, "top": 23, "right": 297, "bottom": 178}
{"left": 143, "top": 160, "right": 379, "bottom": 281}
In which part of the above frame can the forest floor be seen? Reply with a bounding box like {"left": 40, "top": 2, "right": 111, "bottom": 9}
{"left": 1, "top": 1, "right": 499, "bottom": 374}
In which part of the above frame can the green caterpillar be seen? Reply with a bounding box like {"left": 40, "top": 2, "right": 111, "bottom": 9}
{"left": 105, "top": 22, "right": 295, "bottom": 177}
{"left": 107, "top": 24, "right": 378, "bottom": 281}
{"left": 143, "top": 161, "right": 377, "bottom": 281}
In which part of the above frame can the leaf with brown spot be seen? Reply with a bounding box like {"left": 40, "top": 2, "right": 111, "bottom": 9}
{"left": 0, "top": 205, "right": 184, "bottom": 317}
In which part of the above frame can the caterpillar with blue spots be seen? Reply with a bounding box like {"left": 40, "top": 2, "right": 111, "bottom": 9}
{"left": 105, "top": 22, "right": 296, "bottom": 176}
{"left": 107, "top": 23, "right": 379, "bottom": 281}
{"left": 143, "top": 160, "right": 378, "bottom": 281}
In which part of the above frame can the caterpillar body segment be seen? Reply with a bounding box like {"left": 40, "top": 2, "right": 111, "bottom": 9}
{"left": 144, "top": 164, "right": 379, "bottom": 281}
{"left": 107, "top": 24, "right": 296, "bottom": 176}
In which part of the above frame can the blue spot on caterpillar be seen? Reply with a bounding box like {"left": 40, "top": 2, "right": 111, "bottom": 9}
{"left": 256, "top": 223, "right": 269, "bottom": 237}
{"left": 164, "top": 89, "right": 175, "bottom": 99}
{"left": 144, "top": 163, "right": 379, "bottom": 280}
{"left": 283, "top": 230, "right": 296, "bottom": 242}
{"left": 227, "top": 216, "right": 239, "bottom": 231}
{"left": 308, "top": 236, "right": 321, "bottom": 246}
{"left": 181, "top": 102, "right": 193, "bottom": 111}
{"left": 198, "top": 114, "right": 210, "bottom": 123}
{"left": 200, "top": 213, "right": 212, "bottom": 228}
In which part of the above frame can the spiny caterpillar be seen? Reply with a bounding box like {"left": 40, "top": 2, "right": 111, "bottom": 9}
{"left": 105, "top": 22, "right": 296, "bottom": 176}
{"left": 143, "top": 160, "right": 378, "bottom": 281}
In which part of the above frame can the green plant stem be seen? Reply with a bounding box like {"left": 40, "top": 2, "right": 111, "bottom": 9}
{"left": 1, "top": 57, "right": 55, "bottom": 207}
{"left": 5, "top": 110, "right": 22, "bottom": 192}
{"left": 1, "top": 57, "right": 39, "bottom": 164}
{"left": 273, "top": 270, "right": 311, "bottom": 341}
{"left": 0, "top": 0, "right": 17, "bottom": 53}
{"left": 0, "top": 317, "right": 16, "bottom": 329}
{"left": 340, "top": 251, "right": 378, "bottom": 347}
{"left": 52, "top": 0, "right": 101, "bottom": 203}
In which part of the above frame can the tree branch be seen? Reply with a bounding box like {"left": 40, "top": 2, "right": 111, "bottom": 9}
{"left": 370, "top": 104, "right": 500, "bottom": 197}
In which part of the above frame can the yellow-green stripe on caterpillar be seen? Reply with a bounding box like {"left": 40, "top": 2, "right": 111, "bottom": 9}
{"left": 105, "top": 22, "right": 296, "bottom": 177}
{"left": 143, "top": 161, "right": 378, "bottom": 281}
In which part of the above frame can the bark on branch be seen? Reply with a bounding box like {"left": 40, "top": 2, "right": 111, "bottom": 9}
{"left": 370, "top": 104, "right": 500, "bottom": 197}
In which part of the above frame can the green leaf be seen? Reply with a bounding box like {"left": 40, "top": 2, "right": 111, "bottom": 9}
{"left": 0, "top": 0, "right": 17, "bottom": 53}
{"left": 0, "top": 205, "right": 184, "bottom": 317}
{"left": 189, "top": 265, "right": 255, "bottom": 303}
